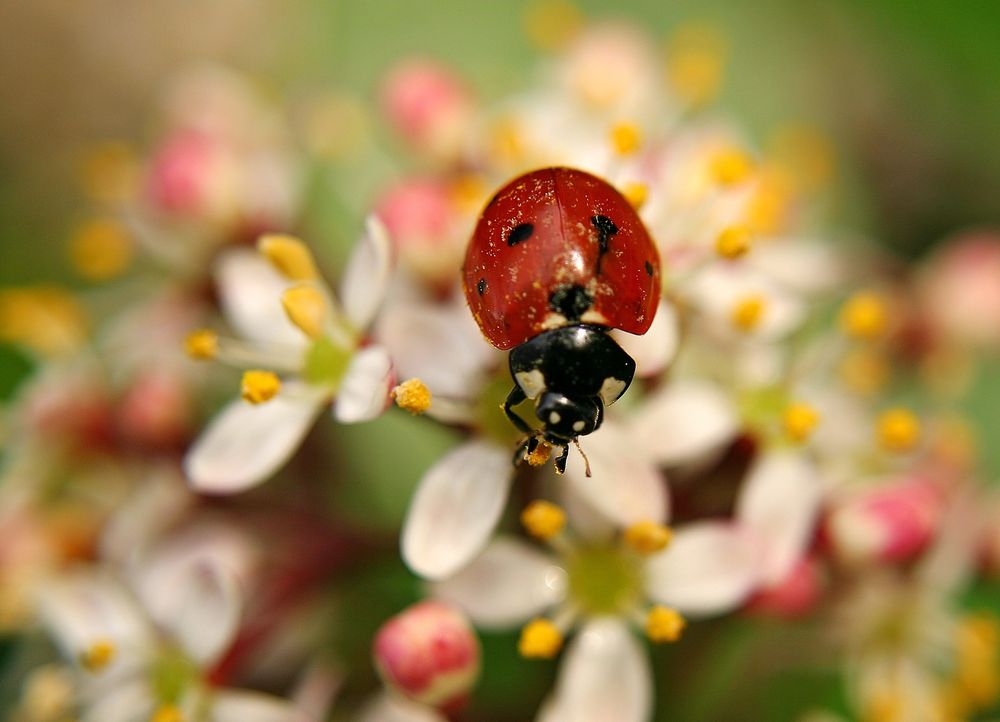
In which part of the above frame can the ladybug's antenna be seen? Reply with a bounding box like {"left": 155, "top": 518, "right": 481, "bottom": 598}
{"left": 573, "top": 439, "right": 592, "bottom": 477}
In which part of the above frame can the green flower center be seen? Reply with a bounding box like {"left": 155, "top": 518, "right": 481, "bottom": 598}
{"left": 303, "top": 337, "right": 352, "bottom": 388}
{"left": 149, "top": 648, "right": 199, "bottom": 705}
{"left": 566, "top": 543, "right": 644, "bottom": 616}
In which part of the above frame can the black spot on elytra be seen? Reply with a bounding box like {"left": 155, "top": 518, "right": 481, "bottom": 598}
{"left": 590, "top": 215, "right": 618, "bottom": 274}
{"left": 645, "top": 260, "right": 654, "bottom": 276}
{"left": 507, "top": 223, "right": 534, "bottom": 246}
{"left": 549, "top": 284, "right": 593, "bottom": 321}
{"left": 477, "top": 278, "right": 487, "bottom": 295}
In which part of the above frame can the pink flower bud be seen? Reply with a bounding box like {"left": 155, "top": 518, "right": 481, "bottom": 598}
{"left": 146, "top": 130, "right": 233, "bottom": 220}
{"left": 117, "top": 369, "right": 191, "bottom": 449}
{"left": 826, "top": 479, "right": 941, "bottom": 565}
{"left": 745, "top": 555, "right": 824, "bottom": 618}
{"left": 380, "top": 59, "right": 472, "bottom": 159}
{"left": 373, "top": 601, "right": 480, "bottom": 711}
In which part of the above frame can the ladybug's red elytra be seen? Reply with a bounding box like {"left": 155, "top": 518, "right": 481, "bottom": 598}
{"left": 462, "top": 167, "right": 661, "bottom": 474}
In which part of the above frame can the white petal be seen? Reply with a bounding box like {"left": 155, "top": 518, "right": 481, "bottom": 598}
{"left": 551, "top": 619, "right": 652, "bottom": 722}
{"left": 401, "top": 441, "right": 513, "bottom": 580}
{"left": 333, "top": 345, "right": 392, "bottom": 423}
{"left": 686, "top": 264, "right": 805, "bottom": 340}
{"left": 736, "top": 451, "right": 823, "bottom": 585}
{"left": 340, "top": 216, "right": 393, "bottom": 331}
{"left": 628, "top": 381, "right": 738, "bottom": 466}
{"left": 215, "top": 250, "right": 304, "bottom": 348}
{"left": 356, "top": 693, "right": 447, "bottom": 722}
{"left": 212, "top": 690, "right": 301, "bottom": 722}
{"left": 750, "top": 239, "right": 843, "bottom": 295}
{"left": 432, "top": 537, "right": 566, "bottom": 628}
{"left": 563, "top": 421, "right": 668, "bottom": 526}
{"left": 611, "top": 301, "right": 679, "bottom": 378}
{"left": 645, "top": 522, "right": 759, "bottom": 615}
{"left": 185, "top": 387, "right": 324, "bottom": 493}
{"left": 81, "top": 679, "right": 154, "bottom": 722}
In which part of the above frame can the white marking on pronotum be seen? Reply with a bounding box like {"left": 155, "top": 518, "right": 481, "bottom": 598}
{"left": 599, "top": 377, "right": 627, "bottom": 405}
{"left": 515, "top": 369, "right": 547, "bottom": 400}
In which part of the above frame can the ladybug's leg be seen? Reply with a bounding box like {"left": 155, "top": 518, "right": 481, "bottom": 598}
{"left": 554, "top": 445, "right": 570, "bottom": 475}
{"left": 503, "top": 385, "right": 534, "bottom": 435}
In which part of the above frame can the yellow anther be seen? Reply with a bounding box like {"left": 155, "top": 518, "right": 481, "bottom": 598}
{"left": 666, "top": 23, "right": 727, "bottom": 107}
{"left": 623, "top": 521, "right": 673, "bottom": 555}
{"left": 183, "top": 329, "right": 218, "bottom": 360}
{"left": 151, "top": 705, "right": 184, "bottom": 722}
{"left": 523, "top": 0, "right": 582, "bottom": 51}
{"left": 78, "top": 639, "right": 116, "bottom": 673}
{"left": 645, "top": 605, "right": 686, "bottom": 643}
{"left": 783, "top": 402, "right": 820, "bottom": 443}
{"left": 521, "top": 500, "right": 566, "bottom": 541}
{"left": 69, "top": 217, "right": 134, "bottom": 281}
{"left": 840, "top": 291, "right": 888, "bottom": 340}
{"left": 840, "top": 348, "right": 889, "bottom": 396}
{"left": 489, "top": 118, "right": 524, "bottom": 165}
{"left": 258, "top": 234, "right": 319, "bottom": 281}
{"left": 281, "top": 285, "right": 327, "bottom": 339}
{"left": 391, "top": 378, "right": 432, "bottom": 414}
{"left": 876, "top": 408, "right": 921, "bottom": 453}
{"left": 621, "top": 182, "right": 649, "bottom": 210}
{"left": 241, "top": 370, "right": 281, "bottom": 405}
{"left": 710, "top": 147, "right": 754, "bottom": 186}
{"left": 0, "top": 286, "right": 87, "bottom": 357}
{"left": 526, "top": 440, "right": 553, "bottom": 467}
{"left": 518, "top": 618, "right": 563, "bottom": 658}
{"left": 450, "top": 174, "right": 489, "bottom": 213}
{"left": 715, "top": 225, "right": 752, "bottom": 259}
{"left": 731, "top": 295, "right": 767, "bottom": 332}
{"left": 610, "top": 122, "right": 642, "bottom": 156}
{"left": 80, "top": 140, "right": 139, "bottom": 203}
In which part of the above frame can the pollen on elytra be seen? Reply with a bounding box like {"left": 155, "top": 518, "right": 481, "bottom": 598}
{"left": 518, "top": 618, "right": 564, "bottom": 659}
{"left": 391, "top": 378, "right": 432, "bottom": 414}
{"left": 521, "top": 500, "right": 566, "bottom": 541}
{"left": 78, "top": 639, "right": 116, "bottom": 673}
{"left": 241, "top": 370, "right": 281, "bottom": 405}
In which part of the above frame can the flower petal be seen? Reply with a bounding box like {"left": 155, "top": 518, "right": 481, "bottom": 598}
{"left": 645, "top": 521, "right": 759, "bottom": 615}
{"left": 563, "top": 420, "right": 668, "bottom": 526}
{"left": 356, "top": 693, "right": 447, "bottom": 722}
{"left": 401, "top": 441, "right": 513, "bottom": 580}
{"left": 736, "top": 451, "right": 823, "bottom": 585}
{"left": 340, "top": 216, "right": 393, "bottom": 332}
{"left": 550, "top": 619, "right": 652, "bottom": 722}
{"left": 333, "top": 345, "right": 393, "bottom": 423}
{"left": 81, "top": 679, "right": 155, "bottom": 722}
{"left": 432, "top": 537, "right": 566, "bottom": 628}
{"left": 215, "top": 249, "right": 303, "bottom": 348}
{"left": 628, "top": 381, "right": 737, "bottom": 466}
{"left": 611, "top": 300, "right": 679, "bottom": 379}
{"left": 184, "top": 386, "right": 324, "bottom": 494}
{"left": 211, "top": 690, "right": 302, "bottom": 722}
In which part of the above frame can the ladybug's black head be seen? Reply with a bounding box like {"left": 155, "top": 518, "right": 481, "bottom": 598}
{"left": 536, "top": 391, "right": 602, "bottom": 444}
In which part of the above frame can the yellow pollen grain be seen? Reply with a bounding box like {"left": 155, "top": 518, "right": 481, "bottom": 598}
{"left": 183, "top": 329, "right": 218, "bottom": 360}
{"left": 518, "top": 618, "right": 563, "bottom": 659}
{"left": 526, "top": 440, "right": 553, "bottom": 467}
{"left": 281, "top": 285, "right": 327, "bottom": 339}
{"left": 623, "top": 520, "right": 673, "bottom": 555}
{"left": 666, "top": 23, "right": 727, "bottom": 107}
{"left": 521, "top": 500, "right": 566, "bottom": 541}
{"left": 391, "top": 378, "right": 432, "bottom": 414}
{"left": 840, "top": 291, "right": 888, "bottom": 340}
{"left": 241, "top": 370, "right": 281, "bottom": 405}
{"left": 523, "top": 0, "right": 582, "bottom": 51}
{"left": 710, "top": 147, "right": 754, "bottom": 186}
{"left": 783, "top": 402, "right": 820, "bottom": 443}
{"left": 150, "top": 704, "right": 184, "bottom": 722}
{"left": 715, "top": 225, "right": 752, "bottom": 259}
{"left": 258, "top": 234, "right": 319, "bottom": 281}
{"left": 78, "top": 639, "right": 116, "bottom": 673}
{"left": 731, "top": 295, "right": 766, "bottom": 332}
{"left": 646, "top": 605, "right": 686, "bottom": 643}
{"left": 610, "top": 122, "right": 642, "bottom": 156}
{"left": 876, "top": 408, "right": 921, "bottom": 453}
{"left": 621, "top": 181, "right": 649, "bottom": 210}
{"left": 69, "top": 217, "right": 134, "bottom": 281}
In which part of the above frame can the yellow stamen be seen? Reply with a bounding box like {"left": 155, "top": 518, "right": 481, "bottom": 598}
{"left": 391, "top": 378, "right": 432, "bottom": 414}
{"left": 954, "top": 613, "right": 1000, "bottom": 708}
{"left": 183, "top": 329, "right": 218, "bottom": 360}
{"left": 281, "top": 285, "right": 327, "bottom": 339}
{"left": 840, "top": 348, "right": 890, "bottom": 396}
{"left": 731, "top": 295, "right": 767, "bottom": 332}
{"left": 876, "top": 408, "right": 921, "bottom": 453}
{"left": 746, "top": 167, "right": 795, "bottom": 236}
{"left": 151, "top": 704, "right": 184, "bottom": 722}
{"left": 241, "top": 370, "right": 281, "bottom": 405}
{"left": 0, "top": 286, "right": 87, "bottom": 357}
{"left": 840, "top": 291, "right": 888, "bottom": 340}
{"left": 521, "top": 500, "right": 566, "bottom": 541}
{"left": 783, "top": 402, "right": 820, "bottom": 443}
{"left": 518, "top": 618, "right": 563, "bottom": 659}
{"left": 450, "top": 174, "right": 489, "bottom": 213}
{"left": 715, "top": 225, "right": 752, "bottom": 259}
{"left": 710, "top": 147, "right": 754, "bottom": 186}
{"left": 526, "top": 440, "right": 553, "bottom": 467}
{"left": 666, "top": 23, "right": 727, "bottom": 107}
{"left": 80, "top": 140, "right": 139, "bottom": 203}
{"left": 489, "top": 118, "right": 524, "bottom": 165}
{"left": 645, "top": 605, "right": 686, "bottom": 643}
{"left": 258, "top": 234, "right": 319, "bottom": 281}
{"left": 620, "top": 181, "right": 649, "bottom": 210}
{"left": 623, "top": 520, "right": 673, "bottom": 555}
{"left": 523, "top": 0, "right": 582, "bottom": 51}
{"left": 69, "top": 217, "right": 134, "bottom": 281}
{"left": 610, "top": 122, "right": 642, "bottom": 156}
{"left": 78, "top": 639, "right": 116, "bottom": 673}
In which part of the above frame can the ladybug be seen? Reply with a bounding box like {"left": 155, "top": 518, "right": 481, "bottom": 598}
{"left": 462, "top": 167, "right": 661, "bottom": 474}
